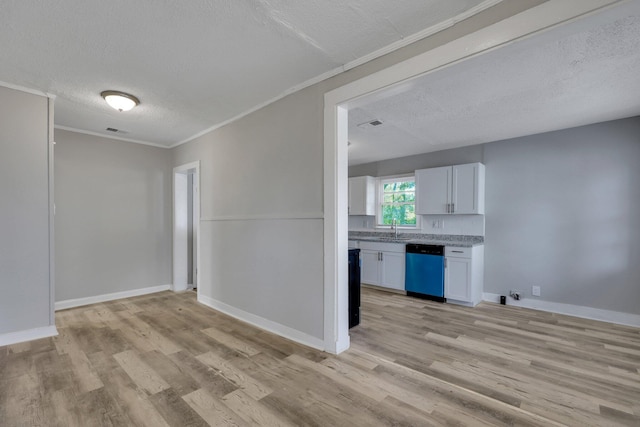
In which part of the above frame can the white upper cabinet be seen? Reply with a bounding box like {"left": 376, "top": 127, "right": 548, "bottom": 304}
{"left": 453, "top": 163, "right": 485, "bottom": 214}
{"left": 348, "top": 176, "right": 376, "bottom": 216}
{"left": 415, "top": 163, "right": 485, "bottom": 215}
{"left": 415, "top": 166, "right": 451, "bottom": 214}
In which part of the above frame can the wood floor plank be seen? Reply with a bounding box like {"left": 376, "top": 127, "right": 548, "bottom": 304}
{"left": 201, "top": 327, "right": 261, "bottom": 357}
{"left": 182, "top": 388, "right": 245, "bottom": 426}
{"left": 320, "top": 356, "right": 437, "bottom": 414}
{"left": 167, "top": 351, "right": 239, "bottom": 397}
{"left": 100, "top": 367, "right": 171, "bottom": 427}
{"left": 113, "top": 349, "right": 170, "bottom": 395}
{"left": 2, "top": 371, "right": 46, "bottom": 426}
{"left": 54, "top": 328, "right": 104, "bottom": 392}
{"left": 120, "top": 316, "right": 182, "bottom": 355}
{"left": 196, "top": 351, "right": 272, "bottom": 400}
{"left": 149, "top": 388, "right": 209, "bottom": 427}
{"left": 74, "top": 386, "right": 134, "bottom": 427}
{"left": 139, "top": 350, "right": 201, "bottom": 396}
{"left": 222, "top": 389, "right": 297, "bottom": 427}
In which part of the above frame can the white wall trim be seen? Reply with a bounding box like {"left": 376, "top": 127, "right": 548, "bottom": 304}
{"left": 0, "top": 79, "right": 52, "bottom": 98}
{"left": 0, "top": 325, "right": 58, "bottom": 347}
{"left": 55, "top": 285, "right": 171, "bottom": 311}
{"left": 48, "top": 97, "right": 56, "bottom": 327}
{"left": 173, "top": 161, "right": 200, "bottom": 173}
{"left": 342, "top": 0, "right": 504, "bottom": 73}
{"left": 201, "top": 213, "right": 324, "bottom": 221}
{"left": 323, "top": 105, "right": 350, "bottom": 355}
{"left": 483, "top": 293, "right": 640, "bottom": 328}
{"left": 54, "top": 125, "right": 168, "bottom": 148}
{"left": 198, "top": 294, "right": 325, "bottom": 352}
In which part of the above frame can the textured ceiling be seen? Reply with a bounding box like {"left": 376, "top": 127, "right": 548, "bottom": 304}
{"left": 348, "top": 1, "right": 640, "bottom": 165}
{"left": 0, "top": 0, "right": 492, "bottom": 147}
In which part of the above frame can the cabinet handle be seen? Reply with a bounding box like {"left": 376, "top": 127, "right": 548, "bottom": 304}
{"left": 380, "top": 252, "right": 383, "bottom": 261}
{"left": 452, "top": 250, "right": 464, "bottom": 253}
{"left": 452, "top": 203, "right": 455, "bottom": 213}
{"left": 446, "top": 203, "right": 450, "bottom": 213}
{"left": 444, "top": 258, "right": 447, "bottom": 268}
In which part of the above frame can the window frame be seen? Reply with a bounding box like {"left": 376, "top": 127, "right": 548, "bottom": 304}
{"left": 376, "top": 174, "right": 419, "bottom": 229}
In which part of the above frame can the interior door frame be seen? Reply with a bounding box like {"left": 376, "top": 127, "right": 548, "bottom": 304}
{"left": 173, "top": 161, "right": 200, "bottom": 297}
{"left": 321, "top": 0, "right": 620, "bottom": 354}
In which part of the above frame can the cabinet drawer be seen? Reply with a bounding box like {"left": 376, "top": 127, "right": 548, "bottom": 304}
{"left": 445, "top": 246, "right": 472, "bottom": 258}
{"left": 359, "top": 241, "right": 406, "bottom": 253}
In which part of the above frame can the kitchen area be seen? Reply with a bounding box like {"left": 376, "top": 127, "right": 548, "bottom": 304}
{"left": 342, "top": 0, "right": 640, "bottom": 334}
{"left": 348, "top": 162, "right": 485, "bottom": 328}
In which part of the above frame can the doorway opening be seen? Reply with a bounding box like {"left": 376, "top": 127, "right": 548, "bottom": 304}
{"left": 323, "top": 0, "right": 608, "bottom": 353}
{"left": 173, "top": 161, "right": 200, "bottom": 294}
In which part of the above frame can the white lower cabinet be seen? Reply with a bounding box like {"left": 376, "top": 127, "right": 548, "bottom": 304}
{"left": 359, "top": 242, "right": 405, "bottom": 291}
{"left": 379, "top": 251, "right": 405, "bottom": 290}
{"left": 444, "top": 245, "right": 484, "bottom": 306}
{"left": 361, "top": 249, "right": 380, "bottom": 285}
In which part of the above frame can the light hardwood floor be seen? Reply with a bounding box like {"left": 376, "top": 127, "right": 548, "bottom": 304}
{"left": 1, "top": 288, "right": 639, "bottom": 426}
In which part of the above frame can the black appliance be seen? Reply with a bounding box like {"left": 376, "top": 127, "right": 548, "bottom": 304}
{"left": 348, "top": 248, "right": 361, "bottom": 328}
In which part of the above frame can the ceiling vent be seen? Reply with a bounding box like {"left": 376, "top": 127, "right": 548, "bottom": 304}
{"left": 357, "top": 119, "right": 383, "bottom": 129}
{"left": 105, "top": 127, "right": 129, "bottom": 134}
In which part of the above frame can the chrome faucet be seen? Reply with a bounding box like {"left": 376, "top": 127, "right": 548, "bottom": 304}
{"left": 391, "top": 218, "right": 399, "bottom": 239}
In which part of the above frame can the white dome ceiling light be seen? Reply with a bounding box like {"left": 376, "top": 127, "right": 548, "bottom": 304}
{"left": 101, "top": 90, "right": 140, "bottom": 112}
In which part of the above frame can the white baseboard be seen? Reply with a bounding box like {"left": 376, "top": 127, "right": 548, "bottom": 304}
{"left": 197, "top": 294, "right": 325, "bottom": 351}
{"left": 55, "top": 285, "right": 172, "bottom": 311}
{"left": 0, "top": 325, "right": 58, "bottom": 347}
{"left": 333, "top": 336, "right": 351, "bottom": 355}
{"left": 483, "top": 292, "right": 640, "bottom": 328}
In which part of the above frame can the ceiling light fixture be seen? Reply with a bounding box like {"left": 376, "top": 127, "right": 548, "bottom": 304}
{"left": 101, "top": 90, "right": 140, "bottom": 112}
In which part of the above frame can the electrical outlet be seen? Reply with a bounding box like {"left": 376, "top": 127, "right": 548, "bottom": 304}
{"left": 532, "top": 286, "right": 541, "bottom": 297}
{"left": 509, "top": 290, "right": 522, "bottom": 300}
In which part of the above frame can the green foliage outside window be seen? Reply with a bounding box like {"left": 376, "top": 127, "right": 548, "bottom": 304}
{"left": 380, "top": 179, "right": 416, "bottom": 226}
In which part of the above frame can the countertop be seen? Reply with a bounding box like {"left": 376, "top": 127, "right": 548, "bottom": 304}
{"left": 348, "top": 232, "right": 483, "bottom": 248}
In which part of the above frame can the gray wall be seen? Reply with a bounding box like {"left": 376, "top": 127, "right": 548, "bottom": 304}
{"left": 484, "top": 118, "right": 640, "bottom": 315}
{"left": 350, "top": 117, "right": 640, "bottom": 315}
{"left": 54, "top": 129, "right": 172, "bottom": 301}
{"left": 0, "top": 86, "right": 52, "bottom": 335}
{"left": 172, "top": 87, "right": 325, "bottom": 339}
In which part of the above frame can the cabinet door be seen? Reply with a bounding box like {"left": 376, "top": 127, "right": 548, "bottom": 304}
{"left": 348, "top": 176, "right": 375, "bottom": 216}
{"left": 451, "top": 163, "right": 484, "bottom": 214}
{"left": 416, "top": 166, "right": 451, "bottom": 214}
{"left": 379, "top": 251, "right": 405, "bottom": 291}
{"left": 445, "top": 257, "right": 471, "bottom": 302}
{"left": 360, "top": 250, "right": 379, "bottom": 286}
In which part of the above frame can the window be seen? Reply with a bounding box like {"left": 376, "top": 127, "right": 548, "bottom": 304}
{"left": 378, "top": 176, "right": 416, "bottom": 226}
